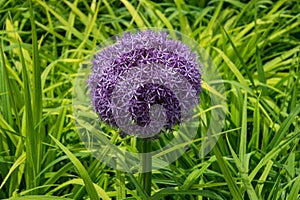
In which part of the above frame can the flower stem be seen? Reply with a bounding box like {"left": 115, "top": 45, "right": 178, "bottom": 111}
{"left": 141, "top": 138, "right": 152, "bottom": 196}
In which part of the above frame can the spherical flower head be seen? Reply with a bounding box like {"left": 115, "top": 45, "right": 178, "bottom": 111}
{"left": 88, "top": 30, "right": 202, "bottom": 138}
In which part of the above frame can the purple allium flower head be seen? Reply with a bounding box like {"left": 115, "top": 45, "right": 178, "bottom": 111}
{"left": 88, "top": 30, "right": 202, "bottom": 138}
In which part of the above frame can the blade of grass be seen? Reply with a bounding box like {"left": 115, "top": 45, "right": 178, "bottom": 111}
{"left": 47, "top": 178, "right": 110, "bottom": 200}
{"left": 213, "top": 47, "right": 247, "bottom": 86}
{"left": 220, "top": 25, "right": 255, "bottom": 87}
{"left": 226, "top": 135, "right": 259, "bottom": 200}
{"left": 7, "top": 196, "right": 73, "bottom": 200}
{"left": 149, "top": 187, "right": 223, "bottom": 200}
{"left": 181, "top": 156, "right": 216, "bottom": 190}
{"left": 249, "top": 93, "right": 260, "bottom": 148}
{"left": 239, "top": 92, "right": 247, "bottom": 168}
{"left": 249, "top": 130, "right": 300, "bottom": 181}
{"left": 268, "top": 104, "right": 300, "bottom": 150}
{"left": 37, "top": 0, "right": 93, "bottom": 48}
{"left": 213, "top": 145, "right": 243, "bottom": 200}
{"left": 102, "top": 0, "right": 122, "bottom": 32}
{"left": 75, "top": 0, "right": 101, "bottom": 56}
{"left": 0, "top": 153, "right": 26, "bottom": 190}
{"left": 28, "top": 0, "right": 43, "bottom": 189}
{"left": 0, "top": 38, "right": 13, "bottom": 126}
{"left": 120, "top": 0, "right": 145, "bottom": 28}
{"left": 288, "top": 175, "right": 300, "bottom": 200}
{"left": 49, "top": 135, "right": 99, "bottom": 200}
{"left": 255, "top": 160, "right": 273, "bottom": 198}
{"left": 42, "top": 162, "right": 74, "bottom": 193}
{"left": 116, "top": 170, "right": 126, "bottom": 199}
{"left": 175, "top": 0, "right": 191, "bottom": 36}
{"left": 154, "top": 9, "right": 176, "bottom": 38}
{"left": 18, "top": 34, "right": 36, "bottom": 192}
{"left": 255, "top": 46, "right": 267, "bottom": 95}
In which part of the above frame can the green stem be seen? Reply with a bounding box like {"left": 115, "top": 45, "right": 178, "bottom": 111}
{"left": 141, "top": 138, "right": 152, "bottom": 196}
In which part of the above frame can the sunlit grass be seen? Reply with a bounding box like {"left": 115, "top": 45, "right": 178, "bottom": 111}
{"left": 0, "top": 0, "right": 299, "bottom": 199}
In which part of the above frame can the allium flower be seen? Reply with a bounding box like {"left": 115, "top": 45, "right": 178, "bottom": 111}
{"left": 88, "top": 30, "right": 202, "bottom": 138}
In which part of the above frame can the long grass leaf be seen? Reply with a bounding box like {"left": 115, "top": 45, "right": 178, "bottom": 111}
{"left": 249, "top": 131, "right": 300, "bottom": 181}
{"left": 0, "top": 153, "right": 26, "bottom": 189}
{"left": 149, "top": 187, "right": 223, "bottom": 200}
{"left": 48, "top": 178, "right": 110, "bottom": 200}
{"left": 49, "top": 135, "right": 99, "bottom": 200}
{"left": 220, "top": 25, "right": 255, "bottom": 87}
{"left": 18, "top": 34, "right": 36, "bottom": 192}
{"left": 268, "top": 104, "right": 300, "bottom": 149}
{"left": 288, "top": 175, "right": 300, "bottom": 200}
{"left": 255, "top": 160, "right": 273, "bottom": 197}
{"left": 213, "top": 47, "right": 246, "bottom": 85}
{"left": 226, "top": 135, "right": 259, "bottom": 199}
{"left": 28, "top": 0, "right": 43, "bottom": 188}
{"left": 255, "top": 46, "right": 267, "bottom": 95}
{"left": 37, "top": 1, "right": 93, "bottom": 48}
{"left": 239, "top": 92, "right": 247, "bottom": 167}
{"left": 120, "top": 0, "right": 145, "bottom": 28}
{"left": 7, "top": 196, "right": 73, "bottom": 200}
{"left": 213, "top": 145, "right": 243, "bottom": 200}
{"left": 0, "top": 38, "right": 12, "bottom": 126}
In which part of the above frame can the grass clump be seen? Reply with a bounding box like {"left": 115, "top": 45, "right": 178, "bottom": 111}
{"left": 0, "top": 0, "right": 299, "bottom": 199}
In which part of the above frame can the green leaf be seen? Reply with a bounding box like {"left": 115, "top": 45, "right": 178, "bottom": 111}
{"left": 47, "top": 178, "right": 110, "bottom": 200}
{"left": 49, "top": 135, "right": 99, "bottom": 200}
{"left": 149, "top": 187, "right": 223, "bottom": 200}
{"left": 213, "top": 145, "right": 243, "bottom": 200}
{"left": 288, "top": 175, "right": 300, "bottom": 200}
{"left": 268, "top": 104, "right": 300, "bottom": 149}
{"left": 120, "top": 0, "right": 145, "bottom": 28}
{"left": 7, "top": 196, "right": 73, "bottom": 200}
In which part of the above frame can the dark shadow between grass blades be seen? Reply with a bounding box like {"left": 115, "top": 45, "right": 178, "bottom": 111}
{"left": 72, "top": 30, "right": 226, "bottom": 173}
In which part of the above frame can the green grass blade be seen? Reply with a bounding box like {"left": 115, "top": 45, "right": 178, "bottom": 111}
{"left": 249, "top": 131, "right": 300, "bottom": 181}
{"left": 0, "top": 153, "right": 26, "bottom": 190}
{"left": 47, "top": 178, "right": 110, "bottom": 200}
{"left": 154, "top": 9, "right": 176, "bottom": 38}
{"left": 213, "top": 145, "right": 243, "bottom": 200}
{"left": 120, "top": 0, "right": 145, "bottom": 28}
{"left": 226, "top": 135, "right": 259, "bottom": 200}
{"left": 255, "top": 160, "right": 273, "bottom": 197}
{"left": 28, "top": 0, "right": 43, "bottom": 188}
{"left": 149, "top": 187, "right": 223, "bottom": 200}
{"left": 239, "top": 92, "right": 247, "bottom": 168}
{"left": 181, "top": 156, "right": 216, "bottom": 190}
{"left": 213, "top": 47, "right": 246, "bottom": 85}
{"left": 220, "top": 25, "right": 255, "bottom": 87}
{"left": 255, "top": 46, "right": 267, "bottom": 95}
{"left": 288, "top": 175, "right": 300, "bottom": 200}
{"left": 18, "top": 35, "right": 36, "bottom": 192}
{"left": 268, "top": 104, "right": 300, "bottom": 149}
{"left": 7, "top": 196, "right": 73, "bottom": 200}
{"left": 0, "top": 39, "right": 13, "bottom": 126}
{"left": 36, "top": 1, "right": 93, "bottom": 48}
{"left": 116, "top": 171, "right": 126, "bottom": 199}
{"left": 49, "top": 135, "right": 99, "bottom": 200}
{"left": 175, "top": 0, "right": 191, "bottom": 36}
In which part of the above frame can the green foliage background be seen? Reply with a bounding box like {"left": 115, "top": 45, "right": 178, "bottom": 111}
{"left": 0, "top": 0, "right": 299, "bottom": 199}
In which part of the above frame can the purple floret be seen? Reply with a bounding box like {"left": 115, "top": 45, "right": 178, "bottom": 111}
{"left": 88, "top": 30, "right": 202, "bottom": 137}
